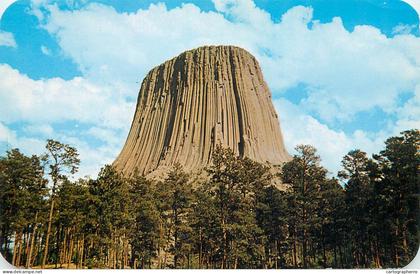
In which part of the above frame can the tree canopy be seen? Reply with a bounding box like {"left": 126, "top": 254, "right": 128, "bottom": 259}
{"left": 0, "top": 130, "right": 418, "bottom": 269}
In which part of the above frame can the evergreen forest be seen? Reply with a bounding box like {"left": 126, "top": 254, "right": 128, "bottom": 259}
{"left": 0, "top": 129, "right": 418, "bottom": 269}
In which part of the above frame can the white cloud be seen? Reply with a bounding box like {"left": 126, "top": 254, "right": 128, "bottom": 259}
{"left": 0, "top": 64, "right": 134, "bottom": 178}
{"left": 0, "top": 121, "right": 17, "bottom": 145}
{"left": 0, "top": 120, "right": 124, "bottom": 179}
{"left": 392, "top": 24, "right": 417, "bottom": 35}
{"left": 41, "top": 3, "right": 247, "bottom": 96}
{"left": 271, "top": 15, "right": 420, "bottom": 122}
{"left": 0, "top": 121, "right": 45, "bottom": 157}
{"left": 0, "top": 121, "right": 118, "bottom": 178}
{"left": 0, "top": 64, "right": 134, "bottom": 129}
{"left": 213, "top": 0, "right": 272, "bottom": 26}
{"left": 86, "top": 126, "right": 122, "bottom": 146}
{"left": 56, "top": 134, "right": 122, "bottom": 179}
{"left": 274, "top": 99, "right": 387, "bottom": 176}
{"left": 24, "top": 123, "right": 54, "bottom": 136}
{"left": 393, "top": 85, "right": 420, "bottom": 132}
{"left": 38, "top": 1, "right": 420, "bottom": 122}
{"left": 0, "top": 30, "right": 16, "bottom": 48}
{"left": 2, "top": 0, "right": 416, "bottom": 177}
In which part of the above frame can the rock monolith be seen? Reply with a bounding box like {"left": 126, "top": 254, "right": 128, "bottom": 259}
{"left": 114, "top": 45, "right": 290, "bottom": 178}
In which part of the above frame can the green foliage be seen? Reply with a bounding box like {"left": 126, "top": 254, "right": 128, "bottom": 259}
{"left": 0, "top": 149, "right": 47, "bottom": 262}
{"left": 256, "top": 185, "right": 289, "bottom": 268}
{"left": 41, "top": 139, "right": 81, "bottom": 268}
{"left": 281, "top": 145, "right": 332, "bottom": 268}
{"left": 372, "top": 129, "right": 419, "bottom": 267}
{"left": 204, "top": 145, "right": 272, "bottom": 268}
{"left": 157, "top": 163, "right": 193, "bottom": 268}
{"left": 339, "top": 150, "right": 373, "bottom": 267}
{"left": 128, "top": 173, "right": 160, "bottom": 268}
{"left": 42, "top": 139, "right": 80, "bottom": 190}
{"left": 0, "top": 129, "right": 418, "bottom": 269}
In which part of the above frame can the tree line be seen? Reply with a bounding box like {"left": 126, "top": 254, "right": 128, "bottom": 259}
{"left": 0, "top": 129, "right": 418, "bottom": 269}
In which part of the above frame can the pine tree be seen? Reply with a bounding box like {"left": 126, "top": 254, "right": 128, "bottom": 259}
{"left": 88, "top": 165, "right": 130, "bottom": 268}
{"left": 1, "top": 129, "right": 418, "bottom": 269}
{"left": 41, "top": 140, "right": 80, "bottom": 268}
{"left": 157, "top": 163, "right": 193, "bottom": 268}
{"left": 206, "top": 145, "right": 271, "bottom": 268}
{"left": 256, "top": 185, "right": 289, "bottom": 268}
{"left": 317, "top": 177, "right": 345, "bottom": 268}
{"left": 189, "top": 183, "right": 219, "bottom": 268}
{"left": 0, "top": 149, "right": 48, "bottom": 267}
{"left": 375, "top": 130, "right": 419, "bottom": 266}
{"left": 281, "top": 145, "right": 328, "bottom": 268}
{"left": 55, "top": 178, "right": 91, "bottom": 268}
{"left": 339, "top": 149, "right": 373, "bottom": 268}
{"left": 128, "top": 173, "right": 160, "bottom": 269}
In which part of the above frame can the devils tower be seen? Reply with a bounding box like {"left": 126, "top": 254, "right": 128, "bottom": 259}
{"left": 114, "top": 45, "right": 290, "bottom": 177}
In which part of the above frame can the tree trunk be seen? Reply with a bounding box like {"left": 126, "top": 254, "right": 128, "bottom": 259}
{"left": 79, "top": 236, "right": 84, "bottom": 269}
{"left": 113, "top": 235, "right": 117, "bottom": 269}
{"left": 61, "top": 228, "right": 67, "bottom": 268}
{"left": 16, "top": 232, "right": 23, "bottom": 267}
{"left": 26, "top": 229, "right": 36, "bottom": 268}
{"left": 338, "top": 244, "right": 344, "bottom": 268}
{"left": 163, "top": 247, "right": 168, "bottom": 268}
{"left": 78, "top": 239, "right": 81, "bottom": 269}
{"left": 199, "top": 228, "right": 202, "bottom": 269}
{"left": 31, "top": 231, "right": 40, "bottom": 267}
{"left": 122, "top": 237, "right": 127, "bottom": 269}
{"left": 375, "top": 239, "right": 381, "bottom": 268}
{"left": 0, "top": 227, "right": 4, "bottom": 255}
{"left": 24, "top": 231, "right": 31, "bottom": 267}
{"left": 2, "top": 228, "right": 9, "bottom": 261}
{"left": 221, "top": 216, "right": 227, "bottom": 269}
{"left": 26, "top": 216, "right": 38, "bottom": 269}
{"left": 108, "top": 246, "right": 112, "bottom": 269}
{"left": 292, "top": 232, "right": 297, "bottom": 268}
{"left": 322, "top": 229, "right": 327, "bottom": 268}
{"left": 11, "top": 231, "right": 18, "bottom": 266}
{"left": 302, "top": 233, "right": 307, "bottom": 268}
{"left": 395, "top": 226, "right": 399, "bottom": 267}
{"left": 158, "top": 220, "right": 163, "bottom": 269}
{"left": 174, "top": 221, "right": 178, "bottom": 268}
{"left": 333, "top": 243, "right": 337, "bottom": 268}
{"left": 67, "top": 233, "right": 74, "bottom": 268}
{"left": 55, "top": 224, "right": 61, "bottom": 268}
{"left": 402, "top": 227, "right": 408, "bottom": 263}
{"left": 42, "top": 198, "right": 55, "bottom": 268}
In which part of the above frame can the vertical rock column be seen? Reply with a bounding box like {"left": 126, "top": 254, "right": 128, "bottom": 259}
{"left": 113, "top": 45, "right": 290, "bottom": 177}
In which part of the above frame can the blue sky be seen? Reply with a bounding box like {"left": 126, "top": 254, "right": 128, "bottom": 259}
{"left": 0, "top": 0, "right": 419, "bottom": 177}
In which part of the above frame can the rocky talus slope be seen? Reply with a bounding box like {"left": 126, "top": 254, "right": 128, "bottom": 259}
{"left": 114, "top": 45, "right": 290, "bottom": 178}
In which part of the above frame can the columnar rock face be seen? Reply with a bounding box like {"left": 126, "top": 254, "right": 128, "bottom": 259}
{"left": 114, "top": 45, "right": 290, "bottom": 177}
